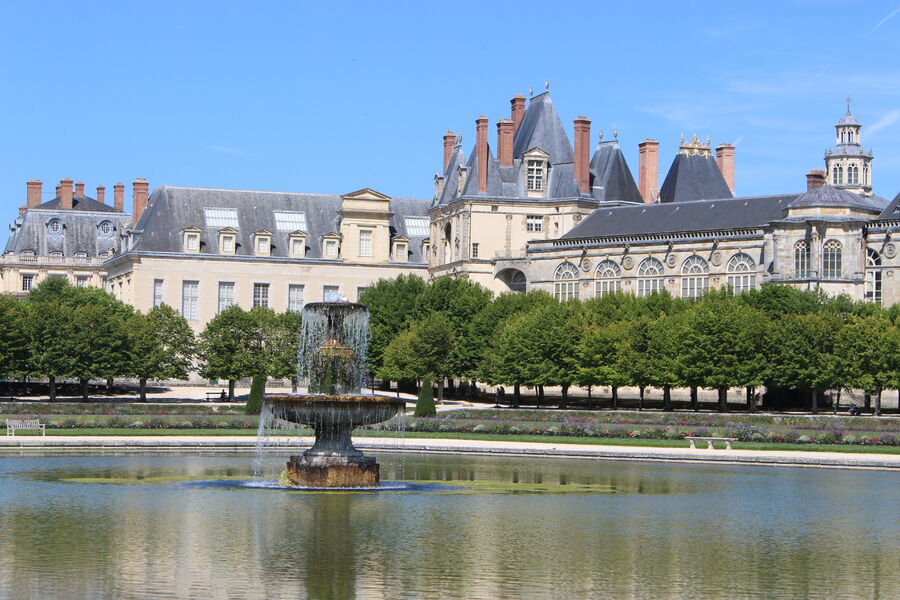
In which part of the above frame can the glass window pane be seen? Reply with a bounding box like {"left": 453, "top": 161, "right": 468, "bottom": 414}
{"left": 273, "top": 212, "right": 307, "bottom": 232}
{"left": 203, "top": 208, "right": 239, "bottom": 228}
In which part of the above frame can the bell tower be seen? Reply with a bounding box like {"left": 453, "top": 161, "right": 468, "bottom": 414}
{"left": 824, "top": 97, "right": 873, "bottom": 195}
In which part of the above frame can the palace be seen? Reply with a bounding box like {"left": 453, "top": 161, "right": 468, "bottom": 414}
{"left": 4, "top": 92, "right": 899, "bottom": 326}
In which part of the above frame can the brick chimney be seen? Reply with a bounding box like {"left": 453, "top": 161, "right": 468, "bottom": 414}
{"left": 26, "top": 180, "right": 42, "bottom": 209}
{"left": 716, "top": 144, "right": 735, "bottom": 193}
{"left": 475, "top": 116, "right": 488, "bottom": 193}
{"left": 442, "top": 131, "right": 456, "bottom": 172}
{"left": 573, "top": 116, "right": 591, "bottom": 194}
{"left": 806, "top": 169, "right": 826, "bottom": 191}
{"left": 132, "top": 178, "right": 149, "bottom": 222}
{"left": 60, "top": 178, "right": 74, "bottom": 209}
{"left": 96, "top": 185, "right": 106, "bottom": 204}
{"left": 497, "top": 119, "right": 514, "bottom": 167}
{"left": 75, "top": 181, "right": 85, "bottom": 197}
{"left": 113, "top": 183, "right": 125, "bottom": 212}
{"left": 638, "top": 140, "right": 659, "bottom": 204}
{"left": 511, "top": 94, "right": 526, "bottom": 135}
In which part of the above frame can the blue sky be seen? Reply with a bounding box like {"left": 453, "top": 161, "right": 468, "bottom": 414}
{"left": 2, "top": 1, "right": 900, "bottom": 230}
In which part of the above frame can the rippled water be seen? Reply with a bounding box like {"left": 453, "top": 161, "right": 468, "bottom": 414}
{"left": 0, "top": 452, "right": 897, "bottom": 599}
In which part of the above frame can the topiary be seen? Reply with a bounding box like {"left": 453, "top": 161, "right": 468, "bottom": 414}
{"left": 245, "top": 375, "right": 265, "bottom": 415}
{"left": 414, "top": 379, "right": 436, "bottom": 417}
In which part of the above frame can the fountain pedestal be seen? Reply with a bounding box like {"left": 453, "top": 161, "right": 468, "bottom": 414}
{"left": 286, "top": 455, "right": 379, "bottom": 488}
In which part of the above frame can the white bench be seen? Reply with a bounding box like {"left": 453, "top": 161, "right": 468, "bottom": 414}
{"left": 685, "top": 436, "right": 736, "bottom": 450}
{"left": 5, "top": 419, "right": 46, "bottom": 436}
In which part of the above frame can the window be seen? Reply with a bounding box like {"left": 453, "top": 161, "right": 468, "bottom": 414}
{"left": 848, "top": 164, "right": 859, "bottom": 185}
{"left": 324, "top": 239, "right": 338, "bottom": 258}
{"left": 21, "top": 275, "right": 34, "bottom": 291}
{"left": 833, "top": 165, "right": 843, "bottom": 185}
{"left": 637, "top": 257, "right": 665, "bottom": 297}
{"left": 253, "top": 283, "right": 269, "bottom": 308}
{"left": 866, "top": 249, "right": 882, "bottom": 305}
{"left": 273, "top": 211, "right": 307, "bottom": 232}
{"left": 595, "top": 259, "right": 621, "bottom": 297}
{"left": 153, "top": 279, "right": 164, "bottom": 307}
{"left": 288, "top": 284, "right": 305, "bottom": 311}
{"left": 49, "top": 251, "right": 63, "bottom": 261}
{"left": 181, "top": 281, "right": 199, "bottom": 320}
{"left": 359, "top": 230, "right": 372, "bottom": 257}
{"left": 219, "top": 233, "right": 235, "bottom": 254}
{"left": 822, "top": 240, "right": 842, "bottom": 279}
{"left": 526, "top": 215, "right": 543, "bottom": 232}
{"left": 471, "top": 242, "right": 479, "bottom": 258}
{"left": 680, "top": 255, "right": 709, "bottom": 299}
{"left": 356, "top": 286, "right": 368, "bottom": 301}
{"left": 204, "top": 208, "right": 239, "bottom": 228}
{"left": 404, "top": 216, "right": 430, "bottom": 237}
{"left": 726, "top": 253, "right": 756, "bottom": 293}
{"left": 218, "top": 282, "right": 235, "bottom": 313}
{"left": 864, "top": 164, "right": 869, "bottom": 185}
{"left": 99, "top": 221, "right": 112, "bottom": 235}
{"left": 290, "top": 236, "right": 306, "bottom": 257}
{"left": 48, "top": 219, "right": 62, "bottom": 234}
{"left": 74, "top": 251, "right": 88, "bottom": 262}
{"left": 20, "top": 250, "right": 36, "bottom": 262}
{"left": 323, "top": 285, "right": 340, "bottom": 302}
{"left": 526, "top": 160, "right": 545, "bottom": 191}
{"left": 184, "top": 233, "right": 200, "bottom": 252}
{"left": 553, "top": 262, "right": 579, "bottom": 301}
{"left": 255, "top": 235, "right": 270, "bottom": 255}
{"left": 75, "top": 276, "right": 89, "bottom": 288}
{"left": 794, "top": 241, "right": 811, "bottom": 278}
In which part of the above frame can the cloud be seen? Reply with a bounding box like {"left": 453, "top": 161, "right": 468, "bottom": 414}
{"left": 867, "top": 6, "right": 900, "bottom": 37}
{"left": 867, "top": 109, "right": 900, "bottom": 135}
{"left": 206, "top": 145, "right": 249, "bottom": 156}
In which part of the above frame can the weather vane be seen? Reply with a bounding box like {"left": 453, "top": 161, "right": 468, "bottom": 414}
{"left": 845, "top": 94, "right": 853, "bottom": 111}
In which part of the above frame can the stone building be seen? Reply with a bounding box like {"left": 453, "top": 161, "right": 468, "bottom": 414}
{"left": 1, "top": 178, "right": 135, "bottom": 296}
{"left": 104, "top": 186, "right": 430, "bottom": 330}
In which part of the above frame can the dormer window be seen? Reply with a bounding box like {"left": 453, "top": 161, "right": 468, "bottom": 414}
{"left": 523, "top": 148, "right": 549, "bottom": 197}
{"left": 49, "top": 251, "right": 62, "bottom": 261}
{"left": 182, "top": 227, "right": 202, "bottom": 253}
{"left": 74, "top": 251, "right": 88, "bottom": 262}
{"left": 325, "top": 239, "right": 338, "bottom": 257}
{"left": 392, "top": 236, "right": 409, "bottom": 262}
{"left": 48, "top": 219, "right": 62, "bottom": 234}
{"left": 358, "top": 229, "right": 373, "bottom": 257}
{"left": 322, "top": 233, "right": 340, "bottom": 258}
{"left": 289, "top": 232, "right": 307, "bottom": 258}
{"left": 253, "top": 230, "right": 272, "bottom": 256}
{"left": 527, "top": 160, "right": 545, "bottom": 191}
{"left": 218, "top": 228, "right": 237, "bottom": 255}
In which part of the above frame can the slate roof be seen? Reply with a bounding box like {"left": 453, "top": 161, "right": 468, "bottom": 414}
{"left": 512, "top": 92, "right": 574, "bottom": 165}
{"left": 837, "top": 110, "right": 861, "bottom": 127}
{"left": 4, "top": 199, "right": 131, "bottom": 257}
{"left": 877, "top": 192, "right": 900, "bottom": 220}
{"left": 132, "top": 186, "right": 431, "bottom": 262}
{"left": 560, "top": 194, "right": 799, "bottom": 239}
{"left": 788, "top": 186, "right": 886, "bottom": 212}
{"left": 658, "top": 153, "right": 733, "bottom": 204}
{"left": 589, "top": 141, "right": 642, "bottom": 204}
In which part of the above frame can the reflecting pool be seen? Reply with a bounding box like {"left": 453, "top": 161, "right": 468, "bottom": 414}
{"left": 0, "top": 452, "right": 897, "bottom": 599}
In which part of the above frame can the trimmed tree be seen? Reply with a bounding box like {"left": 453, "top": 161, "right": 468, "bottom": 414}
{"left": 358, "top": 274, "right": 427, "bottom": 376}
{"left": 128, "top": 305, "right": 196, "bottom": 400}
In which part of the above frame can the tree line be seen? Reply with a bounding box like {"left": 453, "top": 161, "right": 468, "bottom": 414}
{"left": 0, "top": 277, "right": 301, "bottom": 405}
{"left": 362, "top": 275, "right": 900, "bottom": 415}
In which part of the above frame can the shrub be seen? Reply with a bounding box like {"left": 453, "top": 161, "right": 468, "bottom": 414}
{"left": 415, "top": 380, "right": 436, "bottom": 417}
{"left": 245, "top": 375, "right": 264, "bottom": 415}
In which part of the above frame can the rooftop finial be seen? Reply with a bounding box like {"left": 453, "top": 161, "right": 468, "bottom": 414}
{"left": 598, "top": 128, "right": 604, "bottom": 141}
{"left": 529, "top": 86, "right": 533, "bottom": 97}
{"left": 845, "top": 94, "right": 853, "bottom": 113}
{"left": 545, "top": 79, "right": 550, "bottom": 91}
{"left": 614, "top": 127, "right": 618, "bottom": 139}
{"left": 679, "top": 134, "right": 712, "bottom": 157}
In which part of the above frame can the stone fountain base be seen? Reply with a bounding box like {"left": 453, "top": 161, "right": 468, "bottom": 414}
{"left": 286, "top": 455, "right": 379, "bottom": 488}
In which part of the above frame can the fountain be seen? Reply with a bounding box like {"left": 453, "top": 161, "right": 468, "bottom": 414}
{"left": 265, "top": 302, "right": 405, "bottom": 487}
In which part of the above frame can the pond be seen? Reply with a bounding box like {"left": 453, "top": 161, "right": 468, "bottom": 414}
{"left": 0, "top": 452, "right": 897, "bottom": 599}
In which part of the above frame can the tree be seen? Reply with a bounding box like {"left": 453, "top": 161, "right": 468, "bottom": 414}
{"left": 128, "top": 305, "right": 196, "bottom": 400}
{"left": 0, "top": 296, "right": 27, "bottom": 378}
{"left": 643, "top": 314, "right": 682, "bottom": 411}
{"left": 739, "top": 283, "right": 821, "bottom": 319}
{"left": 378, "top": 329, "right": 419, "bottom": 383}
{"left": 21, "top": 301, "right": 78, "bottom": 400}
{"left": 575, "top": 320, "right": 631, "bottom": 408}
{"left": 766, "top": 312, "right": 844, "bottom": 413}
{"left": 836, "top": 314, "right": 899, "bottom": 415}
{"left": 358, "top": 274, "right": 427, "bottom": 375}
{"left": 66, "top": 303, "right": 130, "bottom": 401}
{"left": 619, "top": 316, "right": 656, "bottom": 410}
{"left": 198, "top": 306, "right": 255, "bottom": 400}
{"left": 28, "top": 276, "right": 134, "bottom": 319}
{"left": 409, "top": 312, "right": 455, "bottom": 403}
{"left": 415, "top": 379, "right": 436, "bottom": 417}
{"left": 268, "top": 310, "right": 304, "bottom": 383}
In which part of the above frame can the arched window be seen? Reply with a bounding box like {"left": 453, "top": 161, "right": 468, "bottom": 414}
{"left": 726, "top": 253, "right": 756, "bottom": 293}
{"left": 822, "top": 240, "right": 842, "bottom": 279}
{"left": 848, "top": 164, "right": 859, "bottom": 185}
{"left": 864, "top": 164, "right": 869, "bottom": 185}
{"left": 636, "top": 257, "right": 664, "bottom": 297}
{"left": 595, "top": 259, "right": 621, "bottom": 297}
{"left": 794, "top": 240, "right": 810, "bottom": 278}
{"left": 833, "top": 165, "right": 843, "bottom": 185}
{"left": 554, "top": 261, "right": 579, "bottom": 301}
{"left": 47, "top": 219, "right": 62, "bottom": 234}
{"left": 680, "top": 255, "right": 709, "bottom": 298}
{"left": 866, "top": 249, "right": 881, "bottom": 305}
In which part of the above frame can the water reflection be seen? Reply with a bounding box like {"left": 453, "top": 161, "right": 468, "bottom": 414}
{"left": 0, "top": 453, "right": 897, "bottom": 599}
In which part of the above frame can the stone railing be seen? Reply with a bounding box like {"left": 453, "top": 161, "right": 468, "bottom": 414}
{"left": 0, "top": 254, "right": 103, "bottom": 267}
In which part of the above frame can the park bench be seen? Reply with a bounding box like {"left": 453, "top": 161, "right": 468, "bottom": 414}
{"left": 5, "top": 419, "right": 45, "bottom": 436}
{"left": 685, "top": 436, "right": 737, "bottom": 450}
{"left": 205, "top": 391, "right": 226, "bottom": 402}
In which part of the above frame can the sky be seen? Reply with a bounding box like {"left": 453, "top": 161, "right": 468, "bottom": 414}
{"left": 2, "top": 0, "right": 900, "bottom": 236}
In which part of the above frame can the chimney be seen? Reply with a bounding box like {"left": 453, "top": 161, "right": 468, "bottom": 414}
{"left": 476, "top": 116, "right": 488, "bottom": 193}
{"left": 96, "top": 185, "right": 106, "bottom": 204}
{"left": 26, "top": 180, "right": 42, "bottom": 209}
{"left": 442, "top": 131, "right": 456, "bottom": 172}
{"left": 75, "top": 181, "right": 85, "bottom": 197}
{"left": 573, "top": 116, "right": 591, "bottom": 194}
{"left": 132, "top": 178, "right": 149, "bottom": 223}
{"left": 113, "top": 183, "right": 125, "bottom": 212}
{"left": 806, "top": 169, "right": 826, "bottom": 191}
{"left": 510, "top": 94, "right": 526, "bottom": 135}
{"left": 638, "top": 140, "right": 660, "bottom": 204}
{"left": 60, "top": 178, "right": 74, "bottom": 209}
{"left": 716, "top": 144, "right": 735, "bottom": 192}
{"left": 497, "top": 119, "right": 514, "bottom": 167}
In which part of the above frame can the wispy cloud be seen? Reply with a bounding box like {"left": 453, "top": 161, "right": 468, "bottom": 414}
{"left": 206, "top": 145, "right": 249, "bottom": 156}
{"left": 867, "top": 109, "right": 900, "bottom": 135}
{"left": 867, "top": 6, "right": 900, "bottom": 37}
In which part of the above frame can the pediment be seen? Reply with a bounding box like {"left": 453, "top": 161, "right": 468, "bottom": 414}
{"left": 341, "top": 188, "right": 392, "bottom": 201}
{"left": 524, "top": 147, "right": 550, "bottom": 159}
